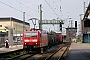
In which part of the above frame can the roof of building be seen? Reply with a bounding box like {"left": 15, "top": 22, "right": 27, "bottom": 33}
{"left": 0, "top": 17, "right": 30, "bottom": 26}
{"left": 83, "top": 2, "right": 90, "bottom": 20}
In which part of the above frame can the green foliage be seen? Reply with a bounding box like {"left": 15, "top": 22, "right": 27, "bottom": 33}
{"left": 50, "top": 30, "right": 56, "bottom": 34}
{"left": 5, "top": 51, "right": 27, "bottom": 58}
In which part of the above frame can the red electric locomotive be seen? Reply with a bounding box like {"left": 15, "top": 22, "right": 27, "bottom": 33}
{"left": 22, "top": 29, "right": 63, "bottom": 53}
{"left": 22, "top": 29, "right": 48, "bottom": 53}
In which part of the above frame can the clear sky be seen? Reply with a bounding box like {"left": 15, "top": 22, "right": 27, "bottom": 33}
{"left": 0, "top": 0, "right": 89, "bottom": 35}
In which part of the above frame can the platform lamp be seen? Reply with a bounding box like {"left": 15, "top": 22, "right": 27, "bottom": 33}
{"left": 28, "top": 18, "right": 39, "bottom": 30}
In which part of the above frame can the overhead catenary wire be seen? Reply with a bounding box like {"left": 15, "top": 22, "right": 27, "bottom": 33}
{"left": 15, "top": 0, "right": 39, "bottom": 13}
{"left": 20, "top": 0, "right": 54, "bottom": 19}
{"left": 21, "top": 0, "right": 38, "bottom": 6}
{"left": 45, "top": 0, "right": 59, "bottom": 17}
{"left": 53, "top": 0, "right": 60, "bottom": 17}
{"left": 53, "top": 0, "right": 58, "bottom": 8}
{"left": 1, "top": 0, "right": 54, "bottom": 20}
{"left": 15, "top": 0, "right": 54, "bottom": 20}
{"left": 0, "top": 0, "right": 23, "bottom": 13}
{"left": 21, "top": 0, "right": 56, "bottom": 19}
{"left": 66, "top": 1, "right": 86, "bottom": 19}
{"left": 21, "top": 0, "right": 40, "bottom": 13}
{"left": 0, "top": 0, "right": 32, "bottom": 18}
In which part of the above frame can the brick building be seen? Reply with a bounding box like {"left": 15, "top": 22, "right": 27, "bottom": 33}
{"left": 66, "top": 27, "right": 77, "bottom": 41}
{"left": 81, "top": 3, "right": 90, "bottom": 43}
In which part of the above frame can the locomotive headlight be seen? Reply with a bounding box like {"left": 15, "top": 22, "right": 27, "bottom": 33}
{"left": 32, "top": 39, "right": 37, "bottom": 42}
{"left": 24, "top": 40, "right": 29, "bottom": 42}
{"left": 36, "top": 43, "right": 37, "bottom": 44}
{"left": 25, "top": 43, "right": 26, "bottom": 45}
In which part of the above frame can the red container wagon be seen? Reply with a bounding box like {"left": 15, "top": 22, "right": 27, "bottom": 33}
{"left": 22, "top": 29, "right": 48, "bottom": 53}
{"left": 56, "top": 33, "right": 63, "bottom": 43}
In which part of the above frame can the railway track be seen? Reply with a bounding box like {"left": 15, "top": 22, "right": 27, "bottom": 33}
{"left": 26, "top": 42, "right": 70, "bottom": 60}
{"left": 44, "top": 44, "right": 69, "bottom": 60}
{"left": 45, "top": 47, "right": 67, "bottom": 60}
{"left": 0, "top": 42, "right": 70, "bottom": 60}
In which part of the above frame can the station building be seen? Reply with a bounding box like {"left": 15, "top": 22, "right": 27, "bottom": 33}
{"left": 66, "top": 27, "right": 77, "bottom": 42}
{"left": 0, "top": 17, "right": 30, "bottom": 41}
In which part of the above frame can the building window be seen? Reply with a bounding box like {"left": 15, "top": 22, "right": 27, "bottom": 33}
{"left": 0, "top": 25, "right": 2, "bottom": 27}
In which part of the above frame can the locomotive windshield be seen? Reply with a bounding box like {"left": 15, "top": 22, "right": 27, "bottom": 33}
{"left": 24, "top": 32, "right": 38, "bottom": 37}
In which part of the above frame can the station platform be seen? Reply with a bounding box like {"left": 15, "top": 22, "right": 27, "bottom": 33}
{"left": 0, "top": 45, "right": 23, "bottom": 54}
{"left": 65, "top": 42, "right": 90, "bottom": 60}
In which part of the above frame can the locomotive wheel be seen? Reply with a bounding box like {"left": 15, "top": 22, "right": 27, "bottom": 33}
{"left": 41, "top": 48, "right": 44, "bottom": 53}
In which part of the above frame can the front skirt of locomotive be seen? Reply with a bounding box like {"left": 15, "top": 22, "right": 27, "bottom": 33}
{"left": 23, "top": 40, "right": 42, "bottom": 52}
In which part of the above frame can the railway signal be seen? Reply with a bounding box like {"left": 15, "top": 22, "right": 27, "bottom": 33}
{"left": 60, "top": 22, "right": 62, "bottom": 31}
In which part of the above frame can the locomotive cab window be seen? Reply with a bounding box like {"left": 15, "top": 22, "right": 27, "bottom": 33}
{"left": 24, "top": 32, "right": 38, "bottom": 37}
{"left": 31, "top": 32, "right": 38, "bottom": 37}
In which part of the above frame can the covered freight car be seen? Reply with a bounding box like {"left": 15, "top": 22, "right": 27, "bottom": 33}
{"left": 56, "top": 33, "right": 63, "bottom": 43}
{"left": 48, "top": 33, "right": 61, "bottom": 47}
